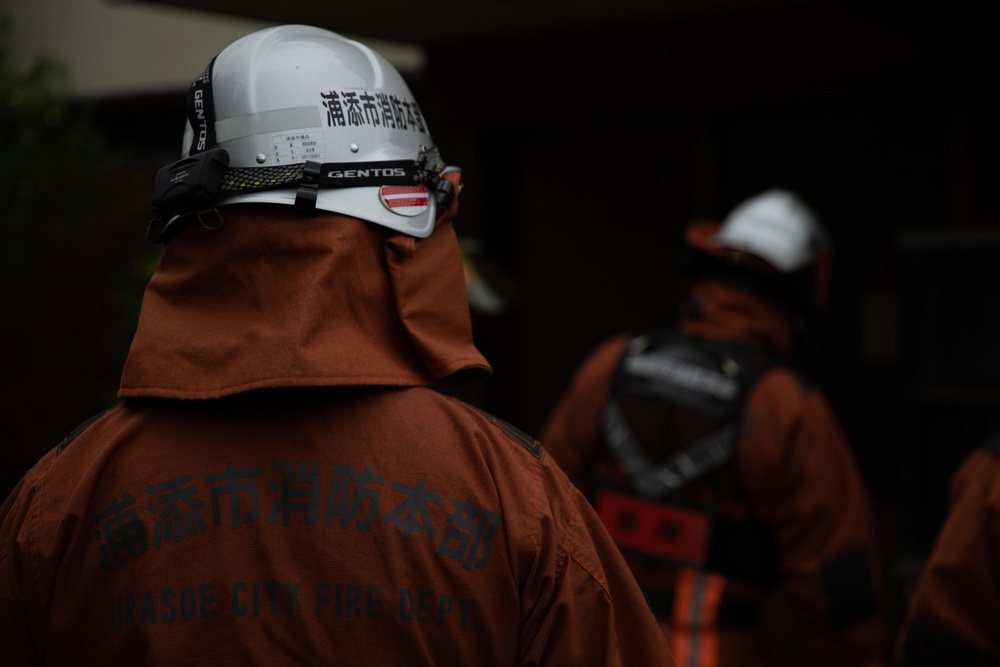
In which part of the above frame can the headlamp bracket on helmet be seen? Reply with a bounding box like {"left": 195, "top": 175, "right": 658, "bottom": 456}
{"left": 292, "top": 146, "right": 454, "bottom": 211}
{"left": 147, "top": 147, "right": 230, "bottom": 244}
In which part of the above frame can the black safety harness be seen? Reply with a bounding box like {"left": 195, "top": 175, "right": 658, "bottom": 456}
{"left": 595, "top": 331, "right": 781, "bottom": 589}
{"left": 598, "top": 331, "right": 883, "bottom": 630}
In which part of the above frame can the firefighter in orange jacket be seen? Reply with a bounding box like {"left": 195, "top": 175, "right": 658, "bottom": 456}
{"left": 895, "top": 438, "right": 1000, "bottom": 666}
{"left": 540, "top": 190, "right": 887, "bottom": 666}
{"left": 0, "top": 25, "right": 675, "bottom": 667}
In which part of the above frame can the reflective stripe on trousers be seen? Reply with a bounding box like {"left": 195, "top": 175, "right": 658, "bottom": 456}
{"left": 670, "top": 567, "right": 726, "bottom": 667}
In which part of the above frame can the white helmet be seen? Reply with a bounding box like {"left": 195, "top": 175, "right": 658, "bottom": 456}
{"left": 714, "top": 189, "right": 829, "bottom": 273}
{"left": 151, "top": 25, "right": 453, "bottom": 242}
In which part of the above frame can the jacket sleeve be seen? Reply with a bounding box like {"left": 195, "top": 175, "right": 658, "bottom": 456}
{"left": 0, "top": 452, "right": 56, "bottom": 667}
{"left": 894, "top": 445, "right": 1000, "bottom": 667}
{"left": 739, "top": 370, "right": 887, "bottom": 667}
{"left": 517, "top": 455, "right": 676, "bottom": 667}
{"left": 539, "top": 335, "right": 631, "bottom": 494}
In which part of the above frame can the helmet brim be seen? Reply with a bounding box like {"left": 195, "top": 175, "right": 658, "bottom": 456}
{"left": 217, "top": 186, "right": 437, "bottom": 238}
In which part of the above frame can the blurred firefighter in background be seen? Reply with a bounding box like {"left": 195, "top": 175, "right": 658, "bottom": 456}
{"left": 540, "top": 190, "right": 888, "bottom": 666}
{"left": 894, "top": 436, "right": 1000, "bottom": 666}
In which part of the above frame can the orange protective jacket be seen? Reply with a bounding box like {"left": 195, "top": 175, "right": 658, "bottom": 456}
{"left": 0, "top": 179, "right": 675, "bottom": 666}
{"left": 540, "top": 278, "right": 887, "bottom": 667}
{"left": 895, "top": 439, "right": 1000, "bottom": 667}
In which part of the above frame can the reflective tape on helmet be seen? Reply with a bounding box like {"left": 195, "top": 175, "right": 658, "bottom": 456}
{"left": 380, "top": 185, "right": 430, "bottom": 217}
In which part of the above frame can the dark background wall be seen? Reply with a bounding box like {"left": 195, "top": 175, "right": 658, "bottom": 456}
{"left": 415, "top": 0, "right": 1000, "bottom": 604}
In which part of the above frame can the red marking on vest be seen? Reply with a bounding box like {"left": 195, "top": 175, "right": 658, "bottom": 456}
{"left": 595, "top": 489, "right": 710, "bottom": 564}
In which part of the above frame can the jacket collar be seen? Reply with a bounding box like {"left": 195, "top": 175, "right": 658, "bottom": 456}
{"left": 677, "top": 278, "right": 795, "bottom": 358}
{"left": 120, "top": 188, "right": 490, "bottom": 400}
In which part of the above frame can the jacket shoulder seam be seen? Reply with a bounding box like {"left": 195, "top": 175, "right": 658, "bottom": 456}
{"left": 469, "top": 406, "right": 544, "bottom": 459}
{"left": 56, "top": 404, "right": 122, "bottom": 455}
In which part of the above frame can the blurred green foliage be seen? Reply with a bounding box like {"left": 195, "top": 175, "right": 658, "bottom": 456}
{"left": 1, "top": 14, "right": 161, "bottom": 495}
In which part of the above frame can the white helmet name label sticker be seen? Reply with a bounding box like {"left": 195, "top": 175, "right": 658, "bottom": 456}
{"left": 380, "top": 185, "right": 430, "bottom": 217}
{"left": 268, "top": 130, "right": 326, "bottom": 163}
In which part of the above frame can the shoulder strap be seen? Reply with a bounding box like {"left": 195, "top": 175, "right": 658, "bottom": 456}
{"left": 601, "top": 331, "right": 777, "bottom": 499}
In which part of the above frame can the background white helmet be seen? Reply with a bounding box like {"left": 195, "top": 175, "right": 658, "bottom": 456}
{"left": 714, "top": 189, "right": 829, "bottom": 273}
{"left": 178, "top": 24, "right": 449, "bottom": 238}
